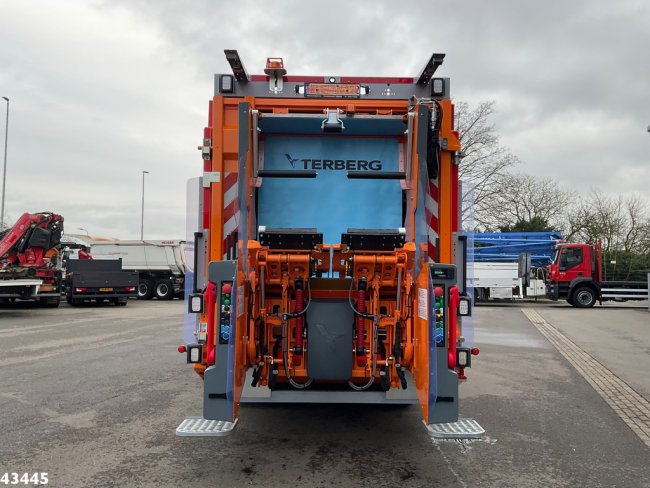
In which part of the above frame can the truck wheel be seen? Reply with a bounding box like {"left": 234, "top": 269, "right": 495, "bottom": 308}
{"left": 155, "top": 279, "right": 174, "bottom": 300}
{"left": 138, "top": 279, "right": 154, "bottom": 300}
{"left": 572, "top": 287, "right": 596, "bottom": 308}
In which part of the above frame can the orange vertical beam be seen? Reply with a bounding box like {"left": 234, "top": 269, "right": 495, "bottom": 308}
{"left": 438, "top": 152, "right": 453, "bottom": 264}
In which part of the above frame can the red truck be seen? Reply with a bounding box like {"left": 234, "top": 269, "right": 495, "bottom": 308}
{"left": 0, "top": 212, "right": 64, "bottom": 307}
{"left": 546, "top": 241, "right": 649, "bottom": 307}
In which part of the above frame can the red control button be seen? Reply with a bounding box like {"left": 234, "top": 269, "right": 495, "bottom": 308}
{"left": 221, "top": 283, "right": 232, "bottom": 294}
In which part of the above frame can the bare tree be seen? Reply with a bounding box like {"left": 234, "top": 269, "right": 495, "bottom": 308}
{"left": 455, "top": 101, "right": 519, "bottom": 228}
{"left": 476, "top": 173, "right": 572, "bottom": 231}
{"left": 566, "top": 190, "right": 646, "bottom": 250}
{"left": 564, "top": 190, "right": 650, "bottom": 280}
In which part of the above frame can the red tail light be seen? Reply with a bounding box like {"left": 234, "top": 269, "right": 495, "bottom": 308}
{"left": 75, "top": 287, "right": 87, "bottom": 293}
{"left": 178, "top": 345, "right": 186, "bottom": 353}
{"left": 125, "top": 286, "right": 136, "bottom": 292}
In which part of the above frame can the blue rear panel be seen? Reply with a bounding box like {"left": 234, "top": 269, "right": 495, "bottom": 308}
{"left": 258, "top": 136, "right": 402, "bottom": 244}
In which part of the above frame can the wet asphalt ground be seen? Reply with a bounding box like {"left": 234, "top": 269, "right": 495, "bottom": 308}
{"left": 1, "top": 299, "right": 649, "bottom": 487}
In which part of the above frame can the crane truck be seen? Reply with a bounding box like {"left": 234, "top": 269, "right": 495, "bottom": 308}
{"left": 471, "top": 231, "right": 563, "bottom": 301}
{"left": 547, "top": 240, "right": 649, "bottom": 307}
{"left": 176, "top": 51, "right": 483, "bottom": 439}
{"left": 0, "top": 212, "right": 63, "bottom": 307}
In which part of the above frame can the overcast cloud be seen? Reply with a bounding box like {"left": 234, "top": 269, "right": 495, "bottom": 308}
{"left": 1, "top": 0, "right": 649, "bottom": 239}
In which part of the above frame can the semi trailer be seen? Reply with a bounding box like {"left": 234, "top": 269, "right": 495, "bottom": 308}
{"left": 176, "top": 50, "right": 483, "bottom": 438}
{"left": 547, "top": 240, "right": 649, "bottom": 307}
{"left": 89, "top": 240, "right": 185, "bottom": 300}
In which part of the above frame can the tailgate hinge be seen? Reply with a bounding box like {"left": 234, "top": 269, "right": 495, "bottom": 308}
{"left": 202, "top": 172, "right": 221, "bottom": 187}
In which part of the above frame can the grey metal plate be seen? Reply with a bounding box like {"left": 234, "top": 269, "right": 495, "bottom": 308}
{"left": 307, "top": 299, "right": 354, "bottom": 380}
{"left": 176, "top": 416, "right": 238, "bottom": 437}
{"left": 240, "top": 369, "right": 418, "bottom": 404}
{"left": 424, "top": 418, "right": 485, "bottom": 439}
{"left": 242, "top": 390, "right": 418, "bottom": 404}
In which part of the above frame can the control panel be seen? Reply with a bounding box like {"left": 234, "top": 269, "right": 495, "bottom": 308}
{"left": 433, "top": 286, "right": 446, "bottom": 347}
{"left": 430, "top": 263, "right": 456, "bottom": 348}
{"left": 218, "top": 282, "right": 233, "bottom": 344}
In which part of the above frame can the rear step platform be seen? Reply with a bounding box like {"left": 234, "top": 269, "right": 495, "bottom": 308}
{"left": 425, "top": 418, "right": 485, "bottom": 439}
{"left": 176, "top": 416, "right": 238, "bottom": 437}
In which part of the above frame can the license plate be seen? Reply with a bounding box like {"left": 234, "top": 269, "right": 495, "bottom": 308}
{"left": 304, "top": 82, "right": 361, "bottom": 98}
{"left": 99, "top": 288, "right": 114, "bottom": 292}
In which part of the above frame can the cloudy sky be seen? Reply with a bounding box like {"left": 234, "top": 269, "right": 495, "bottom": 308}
{"left": 2, "top": 0, "right": 649, "bottom": 239}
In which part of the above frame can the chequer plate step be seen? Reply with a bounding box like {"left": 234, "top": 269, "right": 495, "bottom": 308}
{"left": 176, "top": 416, "right": 238, "bottom": 437}
{"left": 425, "top": 418, "right": 485, "bottom": 439}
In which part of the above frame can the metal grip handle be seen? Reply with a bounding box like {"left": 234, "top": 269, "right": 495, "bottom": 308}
{"left": 193, "top": 231, "right": 202, "bottom": 294}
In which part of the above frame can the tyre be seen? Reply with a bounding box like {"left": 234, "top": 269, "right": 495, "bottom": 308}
{"left": 566, "top": 297, "right": 575, "bottom": 306}
{"left": 39, "top": 297, "right": 60, "bottom": 308}
{"left": 138, "top": 279, "right": 154, "bottom": 300}
{"left": 572, "top": 287, "right": 596, "bottom": 308}
{"left": 154, "top": 279, "right": 174, "bottom": 300}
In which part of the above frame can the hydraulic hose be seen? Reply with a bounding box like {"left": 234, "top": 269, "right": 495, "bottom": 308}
{"left": 282, "top": 280, "right": 312, "bottom": 319}
{"left": 348, "top": 278, "right": 375, "bottom": 321}
{"left": 282, "top": 316, "right": 313, "bottom": 389}
{"left": 293, "top": 279, "right": 304, "bottom": 361}
{"left": 347, "top": 278, "right": 380, "bottom": 391}
{"left": 348, "top": 319, "right": 378, "bottom": 391}
{"left": 355, "top": 279, "right": 367, "bottom": 359}
{"left": 281, "top": 279, "right": 313, "bottom": 389}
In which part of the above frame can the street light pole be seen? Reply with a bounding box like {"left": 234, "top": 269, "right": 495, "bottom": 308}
{"left": 140, "top": 170, "right": 149, "bottom": 240}
{"left": 1, "top": 97, "right": 9, "bottom": 230}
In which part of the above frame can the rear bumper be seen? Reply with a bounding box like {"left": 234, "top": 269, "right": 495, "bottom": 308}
{"left": 70, "top": 292, "right": 138, "bottom": 300}
{"left": 36, "top": 292, "right": 61, "bottom": 298}
{"left": 0, "top": 283, "right": 40, "bottom": 299}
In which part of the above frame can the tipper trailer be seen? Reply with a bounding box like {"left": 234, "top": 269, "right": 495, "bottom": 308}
{"left": 547, "top": 240, "right": 649, "bottom": 307}
{"left": 177, "top": 51, "right": 482, "bottom": 438}
{"left": 89, "top": 240, "right": 185, "bottom": 300}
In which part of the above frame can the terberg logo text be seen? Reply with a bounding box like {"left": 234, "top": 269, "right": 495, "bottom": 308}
{"left": 284, "top": 153, "right": 382, "bottom": 171}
